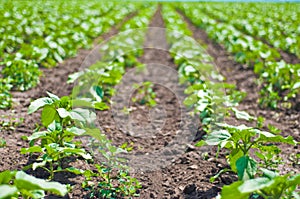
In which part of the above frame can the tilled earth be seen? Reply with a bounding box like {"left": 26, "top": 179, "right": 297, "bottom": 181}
{"left": 0, "top": 5, "right": 299, "bottom": 199}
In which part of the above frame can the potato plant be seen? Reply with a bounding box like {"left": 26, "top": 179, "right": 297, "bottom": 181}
{"left": 132, "top": 81, "right": 157, "bottom": 107}
{"left": 0, "top": 1, "right": 140, "bottom": 109}
{"left": 163, "top": 4, "right": 300, "bottom": 198}
{"left": 0, "top": 170, "right": 67, "bottom": 199}
{"left": 179, "top": 3, "right": 300, "bottom": 109}
{"left": 21, "top": 92, "right": 93, "bottom": 179}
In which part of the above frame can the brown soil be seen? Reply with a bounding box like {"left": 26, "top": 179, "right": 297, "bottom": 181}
{"left": 0, "top": 5, "right": 299, "bottom": 199}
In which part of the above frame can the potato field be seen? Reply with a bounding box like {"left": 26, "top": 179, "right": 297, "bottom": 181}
{"left": 0, "top": 1, "right": 299, "bottom": 199}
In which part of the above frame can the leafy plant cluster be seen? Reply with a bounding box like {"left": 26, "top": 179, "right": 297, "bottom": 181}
{"left": 17, "top": 6, "right": 156, "bottom": 197}
{"left": 179, "top": 3, "right": 300, "bottom": 109}
{"left": 16, "top": 92, "right": 141, "bottom": 198}
{"left": 198, "top": 123, "right": 300, "bottom": 199}
{"left": 68, "top": 5, "right": 156, "bottom": 110}
{"left": 162, "top": 5, "right": 300, "bottom": 198}
{"left": 21, "top": 92, "right": 93, "bottom": 180}
{"left": 132, "top": 81, "right": 157, "bottom": 107}
{"left": 162, "top": 5, "right": 245, "bottom": 132}
{"left": 205, "top": 3, "right": 300, "bottom": 58}
{"left": 0, "top": 1, "right": 139, "bottom": 109}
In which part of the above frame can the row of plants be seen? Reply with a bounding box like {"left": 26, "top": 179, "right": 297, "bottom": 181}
{"left": 0, "top": 4, "right": 155, "bottom": 198}
{"left": 0, "top": 1, "right": 140, "bottom": 109}
{"left": 68, "top": 4, "right": 156, "bottom": 109}
{"left": 162, "top": 4, "right": 246, "bottom": 132}
{"left": 162, "top": 4, "right": 300, "bottom": 199}
{"left": 179, "top": 3, "right": 300, "bottom": 109}
{"left": 199, "top": 3, "right": 300, "bottom": 59}
{"left": 0, "top": 5, "right": 157, "bottom": 198}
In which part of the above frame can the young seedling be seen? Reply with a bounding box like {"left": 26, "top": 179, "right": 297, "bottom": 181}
{"left": 82, "top": 128, "right": 141, "bottom": 198}
{"left": 132, "top": 81, "right": 157, "bottom": 108}
{"left": 197, "top": 123, "right": 297, "bottom": 181}
{"left": 21, "top": 92, "right": 93, "bottom": 179}
{"left": 198, "top": 123, "right": 299, "bottom": 198}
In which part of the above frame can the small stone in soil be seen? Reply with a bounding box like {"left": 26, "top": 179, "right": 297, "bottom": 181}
{"left": 183, "top": 184, "right": 196, "bottom": 194}
{"left": 150, "top": 192, "right": 157, "bottom": 198}
{"left": 188, "top": 165, "right": 199, "bottom": 170}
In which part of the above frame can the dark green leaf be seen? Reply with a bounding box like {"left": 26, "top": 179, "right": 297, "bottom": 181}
{"left": 236, "top": 156, "right": 257, "bottom": 180}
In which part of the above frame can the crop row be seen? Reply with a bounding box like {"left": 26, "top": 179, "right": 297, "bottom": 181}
{"left": 0, "top": 4, "right": 156, "bottom": 198}
{"left": 202, "top": 3, "right": 300, "bottom": 58}
{"left": 179, "top": 3, "right": 300, "bottom": 109}
{"left": 163, "top": 4, "right": 299, "bottom": 198}
{"left": 0, "top": 1, "right": 140, "bottom": 109}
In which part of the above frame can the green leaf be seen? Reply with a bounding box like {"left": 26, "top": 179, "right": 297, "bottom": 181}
{"left": 41, "top": 105, "right": 57, "bottom": 127}
{"left": 231, "top": 107, "right": 255, "bottom": 121}
{"left": 70, "top": 108, "right": 96, "bottom": 124}
{"left": 221, "top": 181, "right": 249, "bottom": 199}
{"left": 255, "top": 129, "right": 297, "bottom": 145}
{"left": 183, "top": 94, "right": 198, "bottom": 107}
{"left": 261, "top": 168, "right": 278, "bottom": 179}
{"left": 0, "top": 170, "right": 14, "bottom": 184}
{"left": 21, "top": 146, "right": 43, "bottom": 154}
{"left": 229, "top": 149, "right": 243, "bottom": 172}
{"left": 14, "top": 171, "right": 68, "bottom": 196}
{"left": 0, "top": 185, "right": 18, "bottom": 198}
{"left": 94, "top": 102, "right": 110, "bottom": 110}
{"left": 67, "top": 71, "right": 84, "bottom": 84}
{"left": 84, "top": 128, "right": 103, "bottom": 141}
{"left": 238, "top": 177, "right": 273, "bottom": 193}
{"left": 288, "top": 173, "right": 300, "bottom": 187}
{"left": 27, "top": 131, "right": 47, "bottom": 141}
{"left": 72, "top": 99, "right": 94, "bottom": 108}
{"left": 66, "top": 167, "right": 84, "bottom": 175}
{"left": 90, "top": 85, "right": 104, "bottom": 102}
{"left": 66, "top": 127, "right": 86, "bottom": 135}
{"left": 195, "top": 140, "right": 206, "bottom": 147}
{"left": 292, "top": 82, "right": 300, "bottom": 90}
{"left": 236, "top": 156, "right": 257, "bottom": 180}
{"left": 205, "top": 130, "right": 231, "bottom": 146}
{"left": 28, "top": 97, "right": 54, "bottom": 114}
{"left": 62, "top": 148, "right": 92, "bottom": 159}
{"left": 33, "top": 161, "right": 47, "bottom": 170}
{"left": 46, "top": 92, "right": 60, "bottom": 101}
{"left": 57, "top": 108, "right": 70, "bottom": 118}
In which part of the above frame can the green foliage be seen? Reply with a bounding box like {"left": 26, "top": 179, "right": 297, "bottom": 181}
{"left": 2, "top": 59, "right": 41, "bottom": 91}
{"left": 22, "top": 92, "right": 141, "bottom": 197}
{"left": 82, "top": 128, "right": 141, "bottom": 198}
{"left": 68, "top": 5, "right": 156, "bottom": 109}
{"left": 0, "top": 170, "right": 67, "bottom": 199}
{"left": 198, "top": 122, "right": 299, "bottom": 198}
{"left": 132, "top": 81, "right": 157, "bottom": 107}
{"left": 22, "top": 92, "right": 93, "bottom": 179}
{"left": 219, "top": 169, "right": 300, "bottom": 199}
{"left": 0, "top": 1, "right": 140, "bottom": 109}
{"left": 200, "top": 123, "right": 296, "bottom": 173}
{"left": 83, "top": 165, "right": 141, "bottom": 199}
{"left": 0, "top": 78, "right": 13, "bottom": 109}
{"left": 180, "top": 3, "right": 300, "bottom": 109}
